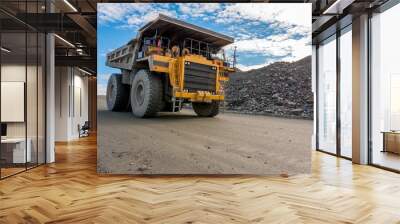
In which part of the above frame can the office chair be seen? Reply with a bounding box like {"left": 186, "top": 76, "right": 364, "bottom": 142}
{"left": 79, "top": 121, "right": 90, "bottom": 138}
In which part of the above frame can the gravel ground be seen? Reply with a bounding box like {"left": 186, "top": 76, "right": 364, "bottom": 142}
{"left": 97, "top": 96, "right": 312, "bottom": 175}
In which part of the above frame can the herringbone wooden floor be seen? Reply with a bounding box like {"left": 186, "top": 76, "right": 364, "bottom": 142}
{"left": 1, "top": 135, "right": 400, "bottom": 224}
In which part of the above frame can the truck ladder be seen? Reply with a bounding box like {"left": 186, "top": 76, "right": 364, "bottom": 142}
{"left": 171, "top": 62, "right": 182, "bottom": 112}
{"left": 172, "top": 98, "right": 182, "bottom": 112}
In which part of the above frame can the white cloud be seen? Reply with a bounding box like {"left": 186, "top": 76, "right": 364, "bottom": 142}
{"left": 216, "top": 3, "right": 311, "bottom": 69}
{"left": 97, "top": 4, "right": 126, "bottom": 23}
{"left": 236, "top": 62, "right": 272, "bottom": 72}
{"left": 216, "top": 3, "right": 311, "bottom": 28}
{"left": 225, "top": 31, "right": 311, "bottom": 71}
{"left": 97, "top": 3, "right": 312, "bottom": 73}
{"left": 98, "top": 3, "right": 150, "bottom": 24}
{"left": 179, "top": 3, "right": 221, "bottom": 17}
{"left": 125, "top": 10, "right": 177, "bottom": 28}
{"left": 98, "top": 3, "right": 180, "bottom": 29}
{"left": 98, "top": 3, "right": 175, "bottom": 27}
{"left": 227, "top": 38, "right": 288, "bottom": 57}
{"left": 225, "top": 34, "right": 310, "bottom": 59}
{"left": 98, "top": 3, "right": 221, "bottom": 27}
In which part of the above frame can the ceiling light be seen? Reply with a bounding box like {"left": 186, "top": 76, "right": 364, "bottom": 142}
{"left": 323, "top": 0, "right": 355, "bottom": 15}
{"left": 76, "top": 48, "right": 85, "bottom": 55}
{"left": 54, "top": 34, "right": 75, "bottom": 48}
{"left": 63, "top": 0, "right": 78, "bottom": 12}
{"left": 1, "top": 47, "right": 11, "bottom": 53}
{"left": 78, "top": 67, "right": 92, "bottom": 76}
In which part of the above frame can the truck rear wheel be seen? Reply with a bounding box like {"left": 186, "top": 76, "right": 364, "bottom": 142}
{"left": 106, "top": 74, "right": 130, "bottom": 111}
{"left": 192, "top": 101, "right": 219, "bottom": 117}
{"left": 130, "top": 70, "right": 163, "bottom": 118}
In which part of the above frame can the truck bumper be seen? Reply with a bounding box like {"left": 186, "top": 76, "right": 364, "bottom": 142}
{"left": 175, "top": 91, "right": 224, "bottom": 102}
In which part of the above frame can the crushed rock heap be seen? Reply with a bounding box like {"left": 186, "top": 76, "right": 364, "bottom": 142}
{"left": 225, "top": 56, "right": 313, "bottom": 119}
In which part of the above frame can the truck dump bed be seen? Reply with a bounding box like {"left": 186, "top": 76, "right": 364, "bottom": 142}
{"left": 106, "top": 14, "right": 234, "bottom": 71}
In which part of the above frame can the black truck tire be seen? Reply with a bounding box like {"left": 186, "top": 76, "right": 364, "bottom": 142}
{"left": 106, "top": 73, "right": 130, "bottom": 111}
{"left": 130, "top": 70, "right": 163, "bottom": 118}
{"left": 192, "top": 101, "right": 219, "bottom": 117}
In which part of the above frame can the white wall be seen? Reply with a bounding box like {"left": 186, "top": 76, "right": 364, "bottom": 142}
{"left": 55, "top": 67, "right": 89, "bottom": 141}
{"left": 1, "top": 65, "right": 26, "bottom": 132}
{"left": 55, "top": 66, "right": 69, "bottom": 141}
{"left": 71, "top": 72, "right": 89, "bottom": 138}
{"left": 1, "top": 64, "right": 40, "bottom": 138}
{"left": 1, "top": 82, "right": 25, "bottom": 122}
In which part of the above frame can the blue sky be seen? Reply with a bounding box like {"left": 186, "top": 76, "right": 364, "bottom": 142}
{"left": 97, "top": 3, "right": 311, "bottom": 94}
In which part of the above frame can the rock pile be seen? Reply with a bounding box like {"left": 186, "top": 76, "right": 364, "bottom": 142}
{"left": 225, "top": 56, "right": 313, "bottom": 119}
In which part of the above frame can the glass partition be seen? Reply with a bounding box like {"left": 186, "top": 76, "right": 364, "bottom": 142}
{"left": 339, "top": 26, "right": 352, "bottom": 158}
{"left": 317, "top": 35, "right": 337, "bottom": 154}
{"left": 0, "top": 31, "right": 28, "bottom": 177}
{"left": 0, "top": 1, "right": 46, "bottom": 179}
{"left": 38, "top": 32, "right": 45, "bottom": 165}
{"left": 370, "top": 4, "right": 400, "bottom": 171}
{"left": 27, "top": 31, "right": 38, "bottom": 169}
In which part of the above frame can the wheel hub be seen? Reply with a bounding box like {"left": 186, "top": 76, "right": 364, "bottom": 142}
{"left": 135, "top": 82, "right": 145, "bottom": 105}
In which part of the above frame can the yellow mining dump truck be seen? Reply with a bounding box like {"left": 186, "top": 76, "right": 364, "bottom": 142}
{"left": 106, "top": 14, "right": 235, "bottom": 118}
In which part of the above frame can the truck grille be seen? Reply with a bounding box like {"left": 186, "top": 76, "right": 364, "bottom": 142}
{"left": 184, "top": 61, "right": 217, "bottom": 92}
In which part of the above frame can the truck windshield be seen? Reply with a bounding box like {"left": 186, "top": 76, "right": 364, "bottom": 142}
{"left": 183, "top": 38, "right": 216, "bottom": 58}
{"left": 143, "top": 37, "right": 170, "bottom": 49}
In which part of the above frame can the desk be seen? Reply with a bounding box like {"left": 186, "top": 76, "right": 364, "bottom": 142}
{"left": 1, "top": 138, "right": 31, "bottom": 163}
{"left": 382, "top": 131, "right": 400, "bottom": 154}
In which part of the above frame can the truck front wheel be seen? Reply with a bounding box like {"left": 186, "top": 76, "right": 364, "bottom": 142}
{"left": 130, "top": 70, "right": 163, "bottom": 118}
{"left": 106, "top": 73, "right": 130, "bottom": 111}
{"left": 192, "top": 101, "right": 219, "bottom": 117}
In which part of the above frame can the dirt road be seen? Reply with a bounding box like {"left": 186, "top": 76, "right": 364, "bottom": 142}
{"left": 97, "top": 96, "right": 312, "bottom": 175}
